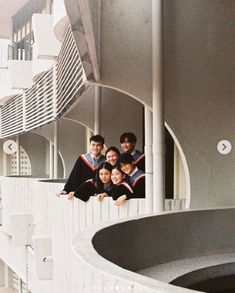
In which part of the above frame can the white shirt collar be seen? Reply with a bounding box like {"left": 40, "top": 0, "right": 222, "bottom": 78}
{"left": 91, "top": 154, "right": 101, "bottom": 160}
{"left": 129, "top": 167, "right": 138, "bottom": 177}
{"left": 131, "top": 150, "right": 136, "bottom": 156}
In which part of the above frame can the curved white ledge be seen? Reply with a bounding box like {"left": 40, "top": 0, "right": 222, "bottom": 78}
{"left": 54, "top": 16, "right": 69, "bottom": 43}
{"left": 72, "top": 207, "right": 235, "bottom": 293}
{"left": 53, "top": 0, "right": 69, "bottom": 42}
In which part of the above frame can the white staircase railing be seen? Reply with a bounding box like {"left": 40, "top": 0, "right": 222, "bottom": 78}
{"left": 0, "top": 94, "right": 24, "bottom": 137}
{"left": 0, "top": 26, "right": 85, "bottom": 139}
{"left": 25, "top": 68, "right": 54, "bottom": 131}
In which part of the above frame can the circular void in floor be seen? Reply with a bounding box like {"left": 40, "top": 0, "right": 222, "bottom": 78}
{"left": 170, "top": 263, "right": 235, "bottom": 293}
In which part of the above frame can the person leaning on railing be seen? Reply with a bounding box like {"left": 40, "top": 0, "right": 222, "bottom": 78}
{"left": 56, "top": 135, "right": 106, "bottom": 199}
{"left": 119, "top": 153, "right": 145, "bottom": 199}
{"left": 110, "top": 165, "right": 134, "bottom": 206}
{"left": 120, "top": 132, "right": 145, "bottom": 172}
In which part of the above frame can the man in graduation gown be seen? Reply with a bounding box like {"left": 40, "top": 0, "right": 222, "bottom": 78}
{"left": 119, "top": 152, "right": 145, "bottom": 198}
{"left": 57, "top": 135, "right": 106, "bottom": 198}
{"left": 119, "top": 132, "right": 145, "bottom": 172}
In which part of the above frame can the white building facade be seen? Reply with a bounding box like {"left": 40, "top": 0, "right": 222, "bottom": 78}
{"left": 0, "top": 0, "right": 234, "bottom": 292}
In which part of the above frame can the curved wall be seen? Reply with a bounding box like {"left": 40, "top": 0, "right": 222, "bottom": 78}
{"left": 72, "top": 208, "right": 235, "bottom": 292}
{"left": 163, "top": 0, "right": 235, "bottom": 209}
{"left": 93, "top": 208, "right": 235, "bottom": 271}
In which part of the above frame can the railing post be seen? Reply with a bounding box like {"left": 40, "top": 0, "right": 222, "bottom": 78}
{"left": 152, "top": 0, "right": 165, "bottom": 212}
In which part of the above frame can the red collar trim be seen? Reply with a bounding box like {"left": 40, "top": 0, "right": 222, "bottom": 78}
{"left": 132, "top": 174, "right": 145, "bottom": 187}
{"left": 134, "top": 154, "right": 145, "bottom": 164}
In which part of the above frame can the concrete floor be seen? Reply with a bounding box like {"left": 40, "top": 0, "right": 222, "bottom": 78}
{"left": 137, "top": 253, "right": 235, "bottom": 283}
{"left": 0, "top": 287, "right": 17, "bottom": 293}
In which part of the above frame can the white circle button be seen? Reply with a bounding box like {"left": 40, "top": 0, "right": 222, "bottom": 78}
{"left": 217, "top": 140, "right": 232, "bottom": 155}
{"left": 3, "top": 140, "right": 17, "bottom": 154}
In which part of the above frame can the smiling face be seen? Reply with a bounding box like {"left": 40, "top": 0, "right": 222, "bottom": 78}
{"left": 120, "top": 162, "right": 135, "bottom": 175}
{"left": 99, "top": 168, "right": 111, "bottom": 184}
{"left": 111, "top": 168, "right": 125, "bottom": 185}
{"left": 106, "top": 150, "right": 119, "bottom": 166}
{"left": 90, "top": 141, "right": 103, "bottom": 158}
{"left": 120, "top": 138, "right": 135, "bottom": 153}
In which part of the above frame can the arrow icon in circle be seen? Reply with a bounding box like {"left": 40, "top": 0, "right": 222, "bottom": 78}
{"left": 3, "top": 140, "right": 17, "bottom": 154}
{"left": 217, "top": 140, "right": 232, "bottom": 155}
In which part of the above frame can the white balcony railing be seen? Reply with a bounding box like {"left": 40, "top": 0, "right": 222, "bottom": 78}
{"left": 1, "top": 94, "right": 24, "bottom": 137}
{"left": 0, "top": 26, "right": 85, "bottom": 139}
{"left": 25, "top": 67, "right": 54, "bottom": 131}
{"left": 0, "top": 176, "right": 186, "bottom": 293}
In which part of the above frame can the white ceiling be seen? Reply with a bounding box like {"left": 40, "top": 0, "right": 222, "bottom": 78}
{"left": 0, "top": 0, "right": 28, "bottom": 18}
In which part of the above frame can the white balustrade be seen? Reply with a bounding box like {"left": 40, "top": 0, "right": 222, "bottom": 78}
{"left": 0, "top": 176, "right": 186, "bottom": 293}
{"left": 1, "top": 177, "right": 37, "bottom": 235}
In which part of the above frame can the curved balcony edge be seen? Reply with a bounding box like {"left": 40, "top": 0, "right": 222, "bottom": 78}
{"left": 54, "top": 15, "right": 69, "bottom": 43}
{"left": 72, "top": 207, "right": 235, "bottom": 293}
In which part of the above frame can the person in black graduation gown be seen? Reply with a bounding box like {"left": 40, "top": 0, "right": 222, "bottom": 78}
{"left": 119, "top": 153, "right": 145, "bottom": 198}
{"left": 110, "top": 165, "right": 134, "bottom": 205}
{"left": 119, "top": 132, "right": 145, "bottom": 172}
{"left": 56, "top": 135, "right": 106, "bottom": 199}
{"left": 73, "top": 162, "right": 114, "bottom": 202}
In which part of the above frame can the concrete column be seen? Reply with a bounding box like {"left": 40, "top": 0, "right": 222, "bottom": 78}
{"left": 94, "top": 0, "right": 101, "bottom": 135}
{"left": 3, "top": 151, "right": 7, "bottom": 176}
{"left": 152, "top": 0, "right": 165, "bottom": 212}
{"left": 0, "top": 260, "right": 4, "bottom": 285}
{"left": 86, "top": 128, "right": 92, "bottom": 152}
{"left": 49, "top": 141, "right": 54, "bottom": 179}
{"left": 53, "top": 121, "right": 58, "bottom": 179}
{"left": 16, "top": 136, "right": 20, "bottom": 176}
{"left": 145, "top": 106, "right": 153, "bottom": 213}
{"left": 94, "top": 85, "right": 101, "bottom": 135}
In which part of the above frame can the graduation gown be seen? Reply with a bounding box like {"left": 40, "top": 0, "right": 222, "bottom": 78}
{"left": 74, "top": 180, "right": 115, "bottom": 202}
{"left": 74, "top": 179, "right": 97, "bottom": 202}
{"left": 63, "top": 153, "right": 105, "bottom": 193}
{"left": 128, "top": 169, "right": 145, "bottom": 198}
{"left": 132, "top": 150, "right": 145, "bottom": 172}
{"left": 111, "top": 182, "right": 133, "bottom": 200}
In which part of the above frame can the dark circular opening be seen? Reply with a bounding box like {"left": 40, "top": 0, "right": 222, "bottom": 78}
{"left": 170, "top": 263, "right": 235, "bottom": 293}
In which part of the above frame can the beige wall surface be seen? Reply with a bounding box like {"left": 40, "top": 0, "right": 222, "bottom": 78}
{"left": 164, "top": 0, "right": 235, "bottom": 208}
{"left": 100, "top": 0, "right": 152, "bottom": 106}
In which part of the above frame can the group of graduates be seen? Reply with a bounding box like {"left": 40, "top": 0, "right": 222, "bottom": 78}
{"left": 57, "top": 132, "right": 145, "bottom": 206}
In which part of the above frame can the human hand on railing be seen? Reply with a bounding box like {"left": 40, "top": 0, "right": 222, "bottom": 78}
{"left": 67, "top": 191, "right": 75, "bottom": 200}
{"left": 96, "top": 193, "right": 108, "bottom": 201}
{"left": 115, "top": 195, "right": 127, "bottom": 206}
{"left": 56, "top": 190, "right": 67, "bottom": 197}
